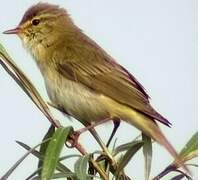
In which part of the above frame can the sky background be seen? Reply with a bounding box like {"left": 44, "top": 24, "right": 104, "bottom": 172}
{"left": 0, "top": 0, "right": 197, "bottom": 179}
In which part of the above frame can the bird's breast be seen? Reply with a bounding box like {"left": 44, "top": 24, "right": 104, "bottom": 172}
{"left": 44, "top": 69, "right": 109, "bottom": 122}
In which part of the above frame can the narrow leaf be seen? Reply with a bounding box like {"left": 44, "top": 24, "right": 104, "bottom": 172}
{"left": 25, "top": 168, "right": 42, "bottom": 180}
{"left": 154, "top": 132, "right": 198, "bottom": 179}
{"left": 41, "top": 127, "right": 73, "bottom": 180}
{"left": 113, "top": 140, "right": 143, "bottom": 156}
{"left": 38, "top": 125, "right": 55, "bottom": 177}
{"left": 142, "top": 133, "right": 152, "bottom": 180}
{"left": 0, "top": 140, "right": 48, "bottom": 180}
{"left": 186, "top": 163, "right": 198, "bottom": 168}
{"left": 173, "top": 169, "right": 193, "bottom": 180}
{"left": 32, "top": 172, "right": 76, "bottom": 180}
{"left": 59, "top": 154, "right": 81, "bottom": 162}
{"left": 0, "top": 43, "right": 61, "bottom": 128}
{"left": 116, "top": 141, "right": 144, "bottom": 176}
{"left": 174, "top": 132, "right": 198, "bottom": 166}
{"left": 16, "top": 141, "right": 72, "bottom": 174}
{"left": 32, "top": 173, "right": 101, "bottom": 180}
{"left": 74, "top": 155, "right": 91, "bottom": 180}
{"left": 171, "top": 174, "right": 185, "bottom": 180}
{"left": 179, "top": 131, "right": 198, "bottom": 157}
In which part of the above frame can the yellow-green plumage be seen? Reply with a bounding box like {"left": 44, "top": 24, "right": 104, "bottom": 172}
{"left": 4, "top": 2, "right": 186, "bottom": 170}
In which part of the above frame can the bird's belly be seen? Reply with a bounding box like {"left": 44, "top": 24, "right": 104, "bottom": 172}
{"left": 45, "top": 74, "right": 109, "bottom": 123}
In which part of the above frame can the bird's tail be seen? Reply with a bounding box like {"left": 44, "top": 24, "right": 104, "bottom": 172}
{"left": 114, "top": 104, "right": 189, "bottom": 173}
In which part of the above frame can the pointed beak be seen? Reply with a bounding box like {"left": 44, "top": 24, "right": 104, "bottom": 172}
{"left": 3, "top": 27, "right": 21, "bottom": 35}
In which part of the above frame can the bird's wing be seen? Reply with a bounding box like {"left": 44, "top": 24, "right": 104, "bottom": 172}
{"left": 54, "top": 36, "right": 171, "bottom": 126}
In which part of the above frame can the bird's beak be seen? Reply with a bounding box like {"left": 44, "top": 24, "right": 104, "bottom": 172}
{"left": 3, "top": 27, "right": 21, "bottom": 35}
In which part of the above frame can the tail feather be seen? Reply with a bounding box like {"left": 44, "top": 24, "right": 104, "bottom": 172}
{"left": 117, "top": 106, "right": 189, "bottom": 173}
{"left": 102, "top": 95, "right": 189, "bottom": 173}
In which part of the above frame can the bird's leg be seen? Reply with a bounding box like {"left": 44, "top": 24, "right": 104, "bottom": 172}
{"left": 48, "top": 101, "right": 118, "bottom": 161}
{"left": 95, "top": 119, "right": 120, "bottom": 170}
{"left": 67, "top": 118, "right": 112, "bottom": 148}
{"left": 106, "top": 119, "right": 120, "bottom": 147}
{"left": 47, "top": 103, "right": 117, "bottom": 166}
{"left": 67, "top": 138, "right": 87, "bottom": 155}
{"left": 47, "top": 102, "right": 112, "bottom": 150}
{"left": 78, "top": 118, "right": 112, "bottom": 134}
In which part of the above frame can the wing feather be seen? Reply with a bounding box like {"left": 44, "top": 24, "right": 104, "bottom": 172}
{"left": 55, "top": 33, "right": 171, "bottom": 126}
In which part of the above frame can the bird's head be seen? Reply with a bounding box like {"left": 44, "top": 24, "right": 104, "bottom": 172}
{"left": 3, "top": 3, "right": 74, "bottom": 49}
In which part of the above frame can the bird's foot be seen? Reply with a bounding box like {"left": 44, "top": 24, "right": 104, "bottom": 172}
{"left": 66, "top": 132, "right": 87, "bottom": 155}
{"left": 66, "top": 118, "right": 112, "bottom": 148}
{"left": 66, "top": 131, "right": 81, "bottom": 148}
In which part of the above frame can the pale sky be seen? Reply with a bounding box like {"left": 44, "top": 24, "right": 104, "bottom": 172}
{"left": 0, "top": 0, "right": 197, "bottom": 179}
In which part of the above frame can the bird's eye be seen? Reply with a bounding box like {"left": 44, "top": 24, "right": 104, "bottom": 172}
{"left": 32, "top": 19, "right": 40, "bottom": 26}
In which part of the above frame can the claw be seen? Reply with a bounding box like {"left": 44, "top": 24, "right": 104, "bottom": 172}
{"left": 66, "top": 131, "right": 81, "bottom": 148}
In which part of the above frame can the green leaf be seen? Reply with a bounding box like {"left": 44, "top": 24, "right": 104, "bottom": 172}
{"left": 113, "top": 140, "right": 143, "bottom": 156}
{"left": 41, "top": 126, "right": 73, "bottom": 180}
{"left": 50, "top": 172, "right": 76, "bottom": 179}
{"left": 16, "top": 141, "right": 72, "bottom": 175}
{"left": 59, "top": 154, "right": 81, "bottom": 162}
{"left": 142, "top": 133, "right": 152, "bottom": 180}
{"left": 74, "top": 155, "right": 91, "bottom": 180}
{"left": 0, "top": 42, "right": 61, "bottom": 128}
{"left": 154, "top": 132, "right": 198, "bottom": 179}
{"left": 176, "top": 131, "right": 198, "bottom": 166}
{"left": 38, "top": 125, "right": 55, "bottom": 177}
{"left": 116, "top": 141, "right": 144, "bottom": 176}
{"left": 0, "top": 140, "right": 49, "bottom": 180}
{"left": 186, "top": 163, "right": 198, "bottom": 168}
{"left": 32, "top": 172, "right": 76, "bottom": 180}
{"left": 0, "top": 43, "right": 12, "bottom": 59}
{"left": 25, "top": 168, "right": 42, "bottom": 180}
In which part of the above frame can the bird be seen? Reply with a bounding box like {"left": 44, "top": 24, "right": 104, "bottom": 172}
{"left": 3, "top": 2, "right": 184, "bottom": 168}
